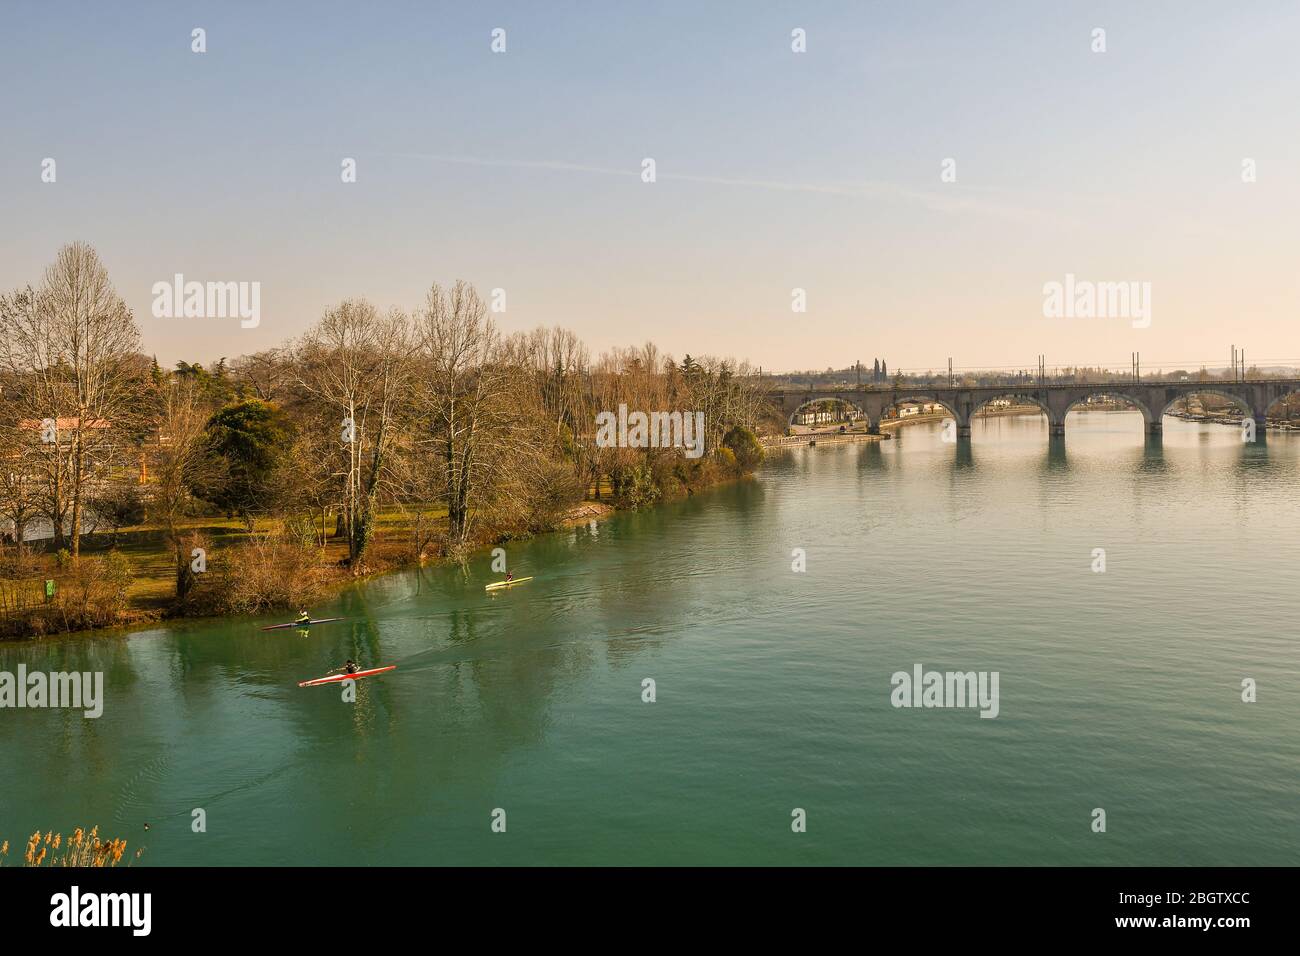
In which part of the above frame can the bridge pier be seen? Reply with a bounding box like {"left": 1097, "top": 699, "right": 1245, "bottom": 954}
{"left": 1247, "top": 411, "right": 1269, "bottom": 443}
{"left": 1048, "top": 421, "right": 1065, "bottom": 438}
{"left": 956, "top": 423, "right": 971, "bottom": 440}
{"left": 1146, "top": 419, "right": 1163, "bottom": 437}
{"left": 867, "top": 416, "right": 881, "bottom": 435}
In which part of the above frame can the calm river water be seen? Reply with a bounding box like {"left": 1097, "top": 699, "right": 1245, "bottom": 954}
{"left": 1, "top": 411, "right": 1297, "bottom": 865}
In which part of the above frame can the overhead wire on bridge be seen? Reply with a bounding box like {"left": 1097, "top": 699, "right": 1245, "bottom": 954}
{"left": 763, "top": 360, "right": 1300, "bottom": 378}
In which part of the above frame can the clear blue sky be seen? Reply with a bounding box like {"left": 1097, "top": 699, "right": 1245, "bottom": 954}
{"left": 3, "top": 1, "right": 1298, "bottom": 373}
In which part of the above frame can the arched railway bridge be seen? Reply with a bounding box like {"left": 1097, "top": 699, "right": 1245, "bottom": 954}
{"left": 770, "top": 380, "right": 1300, "bottom": 439}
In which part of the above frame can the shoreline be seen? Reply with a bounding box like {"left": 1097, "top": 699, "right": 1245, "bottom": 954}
{"left": 0, "top": 492, "right": 684, "bottom": 645}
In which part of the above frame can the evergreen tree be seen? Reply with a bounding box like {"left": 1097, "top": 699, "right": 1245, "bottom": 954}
{"left": 201, "top": 399, "right": 294, "bottom": 526}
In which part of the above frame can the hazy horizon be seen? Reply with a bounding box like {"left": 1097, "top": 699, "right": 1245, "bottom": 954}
{"left": 4, "top": 1, "right": 1299, "bottom": 373}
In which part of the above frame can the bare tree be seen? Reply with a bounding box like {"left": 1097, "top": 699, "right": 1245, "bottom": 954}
{"left": 413, "top": 281, "right": 538, "bottom": 551}
{"left": 0, "top": 244, "right": 143, "bottom": 558}
{"left": 0, "top": 422, "right": 42, "bottom": 568}
{"left": 296, "top": 300, "right": 411, "bottom": 566}
{"left": 231, "top": 348, "right": 293, "bottom": 402}
{"left": 150, "top": 377, "right": 223, "bottom": 598}
{"left": 277, "top": 428, "right": 340, "bottom": 549}
{"left": 0, "top": 285, "right": 76, "bottom": 549}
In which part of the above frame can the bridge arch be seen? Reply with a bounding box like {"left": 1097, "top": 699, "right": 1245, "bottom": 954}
{"left": 968, "top": 392, "right": 1052, "bottom": 422}
{"left": 881, "top": 394, "right": 962, "bottom": 424}
{"left": 785, "top": 395, "right": 867, "bottom": 427}
{"left": 1061, "top": 390, "right": 1153, "bottom": 426}
{"left": 1262, "top": 385, "right": 1300, "bottom": 421}
{"left": 1157, "top": 387, "right": 1253, "bottom": 420}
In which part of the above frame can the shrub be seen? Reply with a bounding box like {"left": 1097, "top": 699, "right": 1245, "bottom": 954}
{"left": 610, "top": 460, "right": 660, "bottom": 509}
{"left": 64, "top": 552, "right": 131, "bottom": 625}
{"left": 520, "top": 457, "right": 584, "bottom": 532}
{"left": 204, "top": 526, "right": 329, "bottom": 614}
{"left": 722, "top": 425, "right": 764, "bottom": 473}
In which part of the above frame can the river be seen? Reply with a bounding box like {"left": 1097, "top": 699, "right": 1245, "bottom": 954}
{"left": 1, "top": 410, "right": 1297, "bottom": 865}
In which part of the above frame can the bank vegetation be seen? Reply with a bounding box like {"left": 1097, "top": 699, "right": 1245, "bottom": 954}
{"left": 0, "top": 243, "right": 766, "bottom": 637}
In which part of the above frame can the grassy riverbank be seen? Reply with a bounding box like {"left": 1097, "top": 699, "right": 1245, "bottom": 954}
{"left": 0, "top": 476, "right": 690, "bottom": 641}
{"left": 4, "top": 507, "right": 446, "bottom": 615}
{"left": 0, "top": 508, "right": 443, "bottom": 638}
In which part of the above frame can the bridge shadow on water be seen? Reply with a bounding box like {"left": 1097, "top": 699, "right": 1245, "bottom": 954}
{"left": 1135, "top": 433, "right": 1167, "bottom": 477}
{"left": 1043, "top": 434, "right": 1067, "bottom": 473}
{"left": 842, "top": 414, "right": 1290, "bottom": 491}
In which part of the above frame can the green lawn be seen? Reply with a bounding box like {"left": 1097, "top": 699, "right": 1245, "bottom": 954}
{"left": 16, "top": 505, "right": 452, "bottom": 612}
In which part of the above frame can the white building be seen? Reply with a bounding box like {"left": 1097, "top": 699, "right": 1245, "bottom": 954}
{"left": 895, "top": 401, "right": 944, "bottom": 418}
{"left": 794, "top": 409, "right": 835, "bottom": 425}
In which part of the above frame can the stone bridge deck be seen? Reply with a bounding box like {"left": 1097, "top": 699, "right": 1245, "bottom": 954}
{"left": 771, "top": 380, "right": 1300, "bottom": 438}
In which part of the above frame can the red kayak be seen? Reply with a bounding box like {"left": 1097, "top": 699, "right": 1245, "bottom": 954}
{"left": 297, "top": 665, "right": 396, "bottom": 688}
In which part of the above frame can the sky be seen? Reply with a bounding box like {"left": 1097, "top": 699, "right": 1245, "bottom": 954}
{"left": 2, "top": 1, "right": 1299, "bottom": 375}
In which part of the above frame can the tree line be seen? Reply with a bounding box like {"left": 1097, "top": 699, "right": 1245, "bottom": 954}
{"left": 0, "top": 243, "right": 766, "bottom": 618}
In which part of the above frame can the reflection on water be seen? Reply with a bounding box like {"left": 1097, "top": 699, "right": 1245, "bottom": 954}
{"left": 1, "top": 411, "right": 1297, "bottom": 865}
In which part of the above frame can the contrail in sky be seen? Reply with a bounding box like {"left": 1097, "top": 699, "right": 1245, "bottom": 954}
{"left": 384, "top": 151, "right": 1045, "bottom": 221}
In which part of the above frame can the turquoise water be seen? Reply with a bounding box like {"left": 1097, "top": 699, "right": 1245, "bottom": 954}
{"left": 1, "top": 411, "right": 1297, "bottom": 865}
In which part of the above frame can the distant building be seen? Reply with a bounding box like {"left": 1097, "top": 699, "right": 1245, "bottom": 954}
{"left": 19, "top": 417, "right": 111, "bottom": 433}
{"left": 795, "top": 410, "right": 835, "bottom": 425}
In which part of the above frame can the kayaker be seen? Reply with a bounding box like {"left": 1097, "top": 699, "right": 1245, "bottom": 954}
{"left": 324, "top": 659, "right": 359, "bottom": 676}
{"left": 295, "top": 610, "right": 310, "bottom": 625}
{"left": 505, "top": 572, "right": 514, "bottom": 583}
